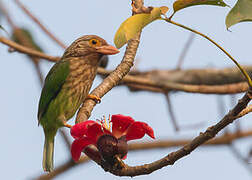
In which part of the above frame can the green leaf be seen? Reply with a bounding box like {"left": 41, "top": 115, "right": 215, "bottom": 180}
{"left": 225, "top": 0, "right": 252, "bottom": 29}
{"left": 12, "top": 27, "right": 43, "bottom": 52}
{"left": 172, "top": 0, "right": 228, "bottom": 16}
{"left": 114, "top": 6, "right": 169, "bottom": 49}
{"left": 0, "top": 25, "right": 9, "bottom": 36}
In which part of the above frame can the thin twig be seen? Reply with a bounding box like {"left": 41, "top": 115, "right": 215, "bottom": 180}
{"left": 228, "top": 143, "right": 252, "bottom": 175}
{"left": 0, "top": 1, "right": 16, "bottom": 28}
{"left": 14, "top": 0, "right": 67, "bottom": 49}
{"left": 164, "top": 93, "right": 179, "bottom": 131}
{"left": 163, "top": 18, "right": 252, "bottom": 88}
{"left": 36, "top": 156, "right": 89, "bottom": 180}
{"left": 176, "top": 33, "right": 195, "bottom": 70}
{"left": 33, "top": 62, "right": 43, "bottom": 84}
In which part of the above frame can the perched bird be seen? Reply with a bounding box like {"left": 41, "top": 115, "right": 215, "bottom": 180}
{"left": 37, "top": 35, "right": 119, "bottom": 172}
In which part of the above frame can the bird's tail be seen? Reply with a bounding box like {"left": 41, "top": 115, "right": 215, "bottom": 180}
{"left": 43, "top": 131, "right": 55, "bottom": 172}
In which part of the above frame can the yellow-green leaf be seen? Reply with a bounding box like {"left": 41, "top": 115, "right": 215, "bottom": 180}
{"left": 225, "top": 0, "right": 252, "bottom": 29}
{"left": 114, "top": 6, "right": 168, "bottom": 49}
{"left": 172, "top": 0, "right": 228, "bottom": 16}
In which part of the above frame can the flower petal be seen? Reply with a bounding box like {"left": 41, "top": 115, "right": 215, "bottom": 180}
{"left": 111, "top": 114, "right": 135, "bottom": 138}
{"left": 71, "top": 137, "right": 93, "bottom": 162}
{"left": 71, "top": 120, "right": 97, "bottom": 139}
{"left": 126, "top": 121, "right": 155, "bottom": 141}
{"left": 122, "top": 154, "right": 127, "bottom": 160}
{"left": 86, "top": 123, "right": 112, "bottom": 143}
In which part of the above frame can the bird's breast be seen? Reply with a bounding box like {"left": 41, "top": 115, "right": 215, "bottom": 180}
{"left": 57, "top": 59, "right": 97, "bottom": 119}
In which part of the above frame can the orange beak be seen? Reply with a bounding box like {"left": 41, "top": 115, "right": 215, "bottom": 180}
{"left": 95, "top": 45, "right": 120, "bottom": 55}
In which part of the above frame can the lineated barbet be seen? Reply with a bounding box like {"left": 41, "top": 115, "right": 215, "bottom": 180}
{"left": 37, "top": 35, "right": 119, "bottom": 172}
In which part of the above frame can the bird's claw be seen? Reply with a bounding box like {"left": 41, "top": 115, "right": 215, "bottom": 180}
{"left": 87, "top": 94, "right": 101, "bottom": 104}
{"left": 63, "top": 123, "right": 72, "bottom": 128}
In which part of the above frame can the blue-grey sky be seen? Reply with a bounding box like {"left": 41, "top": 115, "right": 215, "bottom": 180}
{"left": 1, "top": 0, "right": 252, "bottom": 179}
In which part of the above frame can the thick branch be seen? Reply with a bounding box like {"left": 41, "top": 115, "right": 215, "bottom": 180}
{"left": 96, "top": 90, "right": 252, "bottom": 176}
{"left": 100, "top": 68, "right": 250, "bottom": 94}
{"left": 128, "top": 67, "right": 252, "bottom": 85}
{"left": 0, "top": 36, "right": 251, "bottom": 94}
{"left": 126, "top": 80, "right": 248, "bottom": 94}
{"left": 75, "top": 0, "right": 145, "bottom": 123}
{"left": 75, "top": 35, "right": 140, "bottom": 123}
{"left": 37, "top": 126, "right": 252, "bottom": 179}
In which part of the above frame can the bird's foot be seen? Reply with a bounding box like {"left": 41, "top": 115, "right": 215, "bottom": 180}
{"left": 63, "top": 122, "right": 72, "bottom": 128}
{"left": 86, "top": 94, "right": 101, "bottom": 104}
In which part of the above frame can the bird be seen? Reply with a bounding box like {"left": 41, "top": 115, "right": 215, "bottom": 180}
{"left": 37, "top": 35, "right": 119, "bottom": 172}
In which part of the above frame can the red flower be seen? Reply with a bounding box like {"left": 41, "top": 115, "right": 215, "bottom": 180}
{"left": 70, "top": 114, "right": 155, "bottom": 162}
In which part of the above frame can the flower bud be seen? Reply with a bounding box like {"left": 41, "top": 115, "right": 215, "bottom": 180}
{"left": 117, "top": 136, "right": 128, "bottom": 159}
{"left": 97, "top": 134, "right": 118, "bottom": 162}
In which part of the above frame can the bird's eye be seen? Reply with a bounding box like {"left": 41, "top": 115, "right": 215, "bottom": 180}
{"left": 91, "top": 40, "right": 97, "bottom": 45}
{"left": 89, "top": 39, "right": 100, "bottom": 47}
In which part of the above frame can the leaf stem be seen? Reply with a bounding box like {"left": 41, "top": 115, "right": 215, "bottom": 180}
{"left": 163, "top": 18, "right": 252, "bottom": 88}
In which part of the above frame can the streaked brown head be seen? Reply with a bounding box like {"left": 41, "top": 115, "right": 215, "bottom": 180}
{"left": 63, "top": 35, "right": 119, "bottom": 59}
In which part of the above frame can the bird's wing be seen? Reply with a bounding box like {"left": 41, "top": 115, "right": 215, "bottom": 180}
{"left": 37, "top": 59, "right": 70, "bottom": 123}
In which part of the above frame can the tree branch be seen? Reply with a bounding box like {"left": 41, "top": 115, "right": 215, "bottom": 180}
{"left": 75, "top": 0, "right": 144, "bottom": 123}
{"left": 99, "top": 67, "right": 251, "bottom": 94}
{"left": 37, "top": 126, "right": 252, "bottom": 179}
{"left": 36, "top": 156, "right": 89, "bottom": 180}
{"left": 75, "top": 35, "right": 140, "bottom": 123}
{"left": 0, "top": 36, "right": 251, "bottom": 94}
{"left": 128, "top": 66, "right": 252, "bottom": 85}
{"left": 0, "top": 1, "right": 16, "bottom": 29}
{"left": 164, "top": 93, "right": 179, "bottom": 131}
{"left": 91, "top": 90, "right": 252, "bottom": 176}
{"left": 176, "top": 33, "right": 195, "bottom": 70}
{"left": 0, "top": 36, "right": 60, "bottom": 61}
{"left": 164, "top": 18, "right": 252, "bottom": 88}
{"left": 14, "top": 0, "right": 67, "bottom": 49}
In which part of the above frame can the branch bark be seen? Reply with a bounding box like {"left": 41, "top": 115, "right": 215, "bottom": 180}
{"left": 36, "top": 126, "right": 252, "bottom": 179}
{"left": 75, "top": 0, "right": 144, "bottom": 123}
{"left": 0, "top": 36, "right": 60, "bottom": 61}
{"left": 90, "top": 90, "right": 252, "bottom": 177}
{"left": 1, "top": 36, "right": 251, "bottom": 94}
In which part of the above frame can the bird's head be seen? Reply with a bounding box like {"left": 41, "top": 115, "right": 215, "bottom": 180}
{"left": 63, "top": 35, "right": 119, "bottom": 59}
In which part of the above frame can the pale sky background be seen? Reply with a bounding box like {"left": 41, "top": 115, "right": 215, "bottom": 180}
{"left": 1, "top": 0, "right": 252, "bottom": 179}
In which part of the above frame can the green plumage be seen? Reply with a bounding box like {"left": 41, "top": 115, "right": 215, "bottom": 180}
{"left": 37, "top": 35, "right": 119, "bottom": 172}
{"left": 38, "top": 59, "right": 71, "bottom": 172}
{"left": 38, "top": 59, "right": 70, "bottom": 123}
